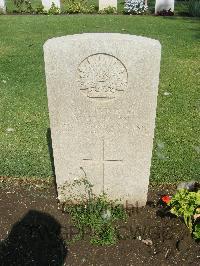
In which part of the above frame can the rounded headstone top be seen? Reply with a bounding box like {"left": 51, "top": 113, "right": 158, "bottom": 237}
{"left": 43, "top": 33, "right": 161, "bottom": 50}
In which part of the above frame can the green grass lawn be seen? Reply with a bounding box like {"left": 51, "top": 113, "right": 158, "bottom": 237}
{"left": 0, "top": 15, "right": 199, "bottom": 183}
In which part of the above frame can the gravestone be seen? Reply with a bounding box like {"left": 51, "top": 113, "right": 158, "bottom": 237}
{"left": 155, "top": 0, "right": 174, "bottom": 14}
{"left": 44, "top": 33, "right": 161, "bottom": 206}
{"left": 99, "top": 0, "right": 117, "bottom": 11}
{"left": 0, "top": 0, "right": 6, "bottom": 13}
{"left": 41, "top": 0, "right": 60, "bottom": 11}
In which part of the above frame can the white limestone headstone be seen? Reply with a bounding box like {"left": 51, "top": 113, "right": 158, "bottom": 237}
{"left": 44, "top": 33, "right": 161, "bottom": 207}
{"left": 41, "top": 0, "right": 60, "bottom": 11}
{"left": 99, "top": 0, "right": 117, "bottom": 11}
{"left": 0, "top": 0, "right": 6, "bottom": 13}
{"left": 155, "top": 0, "right": 174, "bottom": 14}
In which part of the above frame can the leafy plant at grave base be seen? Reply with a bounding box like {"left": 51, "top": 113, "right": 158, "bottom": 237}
{"left": 62, "top": 0, "right": 95, "bottom": 14}
{"left": 24, "top": 0, "right": 34, "bottom": 13}
{"left": 12, "top": 0, "right": 47, "bottom": 14}
{"left": 13, "top": 0, "right": 24, "bottom": 9}
{"left": 11, "top": 1, "right": 59, "bottom": 15}
{"left": 48, "top": 2, "right": 60, "bottom": 15}
{"left": 35, "top": 4, "right": 46, "bottom": 15}
{"left": 156, "top": 8, "right": 174, "bottom": 16}
{"left": 193, "top": 223, "right": 200, "bottom": 240}
{"left": 188, "top": 0, "right": 200, "bottom": 17}
{"left": 124, "top": 0, "right": 148, "bottom": 15}
{"left": 61, "top": 169, "right": 127, "bottom": 245}
{"left": 168, "top": 189, "right": 200, "bottom": 240}
{"left": 13, "top": 0, "right": 33, "bottom": 13}
{"left": 98, "top": 6, "right": 117, "bottom": 14}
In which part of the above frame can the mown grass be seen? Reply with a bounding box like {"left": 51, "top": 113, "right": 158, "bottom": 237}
{"left": 0, "top": 15, "right": 199, "bottom": 183}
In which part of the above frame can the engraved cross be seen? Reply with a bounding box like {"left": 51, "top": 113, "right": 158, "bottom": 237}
{"left": 83, "top": 139, "right": 123, "bottom": 190}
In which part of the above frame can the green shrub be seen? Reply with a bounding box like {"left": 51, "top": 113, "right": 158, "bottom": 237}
{"left": 188, "top": 0, "right": 200, "bottom": 17}
{"left": 12, "top": 0, "right": 61, "bottom": 14}
{"left": 12, "top": 0, "right": 46, "bottom": 14}
{"left": 13, "top": 0, "right": 24, "bottom": 9}
{"left": 98, "top": 6, "right": 117, "bottom": 14}
{"left": 48, "top": 2, "right": 60, "bottom": 14}
{"left": 24, "top": 0, "right": 34, "bottom": 13}
{"left": 12, "top": 0, "right": 33, "bottom": 13}
{"left": 194, "top": 223, "right": 200, "bottom": 240}
{"left": 34, "top": 4, "right": 46, "bottom": 14}
{"left": 168, "top": 189, "right": 200, "bottom": 240}
{"left": 62, "top": 0, "right": 96, "bottom": 14}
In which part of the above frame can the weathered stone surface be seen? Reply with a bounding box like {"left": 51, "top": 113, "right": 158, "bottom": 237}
{"left": 41, "top": 0, "right": 60, "bottom": 11}
{"left": 99, "top": 0, "right": 117, "bottom": 11}
{"left": 44, "top": 33, "right": 161, "bottom": 206}
{"left": 0, "top": 0, "right": 6, "bottom": 13}
{"left": 155, "top": 0, "right": 174, "bottom": 14}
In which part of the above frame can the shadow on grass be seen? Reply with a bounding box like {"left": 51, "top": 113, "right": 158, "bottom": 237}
{"left": 0, "top": 210, "right": 67, "bottom": 265}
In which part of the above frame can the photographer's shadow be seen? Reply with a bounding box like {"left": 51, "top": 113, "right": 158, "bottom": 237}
{"left": 0, "top": 210, "right": 67, "bottom": 266}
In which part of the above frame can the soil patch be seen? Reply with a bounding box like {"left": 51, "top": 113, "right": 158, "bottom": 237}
{"left": 0, "top": 177, "right": 199, "bottom": 265}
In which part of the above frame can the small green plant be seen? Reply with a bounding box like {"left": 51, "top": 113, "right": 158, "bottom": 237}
{"left": 168, "top": 189, "right": 200, "bottom": 239}
{"left": 24, "top": 0, "right": 33, "bottom": 13}
{"left": 194, "top": 223, "right": 200, "bottom": 240}
{"left": 62, "top": 0, "right": 95, "bottom": 14}
{"left": 98, "top": 6, "right": 117, "bottom": 14}
{"left": 61, "top": 169, "right": 127, "bottom": 245}
{"left": 13, "top": 0, "right": 33, "bottom": 13}
{"left": 35, "top": 3, "right": 46, "bottom": 14}
{"left": 13, "top": 0, "right": 24, "bottom": 10}
{"left": 48, "top": 2, "right": 60, "bottom": 15}
{"left": 12, "top": 0, "right": 59, "bottom": 14}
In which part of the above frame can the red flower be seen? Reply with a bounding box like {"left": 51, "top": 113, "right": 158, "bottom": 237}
{"left": 161, "top": 195, "right": 171, "bottom": 204}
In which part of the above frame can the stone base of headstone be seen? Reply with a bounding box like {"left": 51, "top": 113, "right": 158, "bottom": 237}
{"left": 41, "top": 0, "right": 60, "bottom": 11}
{"left": 99, "top": 0, "right": 117, "bottom": 11}
{"left": 155, "top": 0, "right": 174, "bottom": 14}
